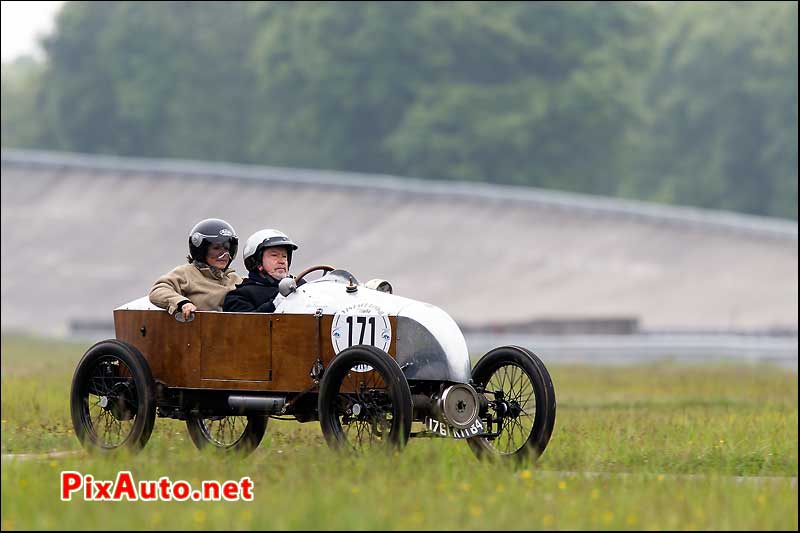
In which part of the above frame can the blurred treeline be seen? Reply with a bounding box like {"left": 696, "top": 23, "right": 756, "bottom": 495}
{"left": 2, "top": 1, "right": 797, "bottom": 219}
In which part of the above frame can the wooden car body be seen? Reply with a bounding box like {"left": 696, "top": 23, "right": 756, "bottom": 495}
{"left": 114, "top": 309, "right": 399, "bottom": 392}
{"left": 114, "top": 270, "right": 471, "bottom": 419}
{"left": 71, "top": 269, "right": 556, "bottom": 459}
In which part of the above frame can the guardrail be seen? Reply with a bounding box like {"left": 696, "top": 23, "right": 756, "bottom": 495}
{"left": 3, "top": 148, "right": 796, "bottom": 241}
{"left": 67, "top": 319, "right": 797, "bottom": 368}
{"left": 465, "top": 333, "right": 798, "bottom": 368}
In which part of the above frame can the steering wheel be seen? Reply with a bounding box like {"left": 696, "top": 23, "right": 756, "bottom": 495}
{"left": 295, "top": 264, "right": 336, "bottom": 283}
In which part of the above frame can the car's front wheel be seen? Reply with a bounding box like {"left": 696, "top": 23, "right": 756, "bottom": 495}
{"left": 318, "top": 345, "right": 412, "bottom": 452}
{"left": 467, "top": 346, "right": 556, "bottom": 462}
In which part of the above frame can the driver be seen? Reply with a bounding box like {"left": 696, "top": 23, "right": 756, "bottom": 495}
{"left": 223, "top": 229, "right": 305, "bottom": 313}
{"left": 150, "top": 218, "right": 242, "bottom": 320}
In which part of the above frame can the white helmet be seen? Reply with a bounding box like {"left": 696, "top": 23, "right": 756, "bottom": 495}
{"left": 243, "top": 229, "right": 298, "bottom": 272}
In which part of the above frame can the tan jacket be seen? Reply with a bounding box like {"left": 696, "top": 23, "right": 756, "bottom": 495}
{"left": 149, "top": 263, "right": 243, "bottom": 315}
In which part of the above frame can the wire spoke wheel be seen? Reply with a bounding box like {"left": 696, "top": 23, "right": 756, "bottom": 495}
{"left": 84, "top": 357, "right": 138, "bottom": 448}
{"left": 336, "top": 367, "right": 394, "bottom": 450}
{"left": 70, "top": 340, "right": 156, "bottom": 454}
{"left": 319, "top": 346, "right": 412, "bottom": 452}
{"left": 482, "top": 363, "right": 537, "bottom": 454}
{"left": 186, "top": 414, "right": 267, "bottom": 456}
{"left": 199, "top": 416, "right": 248, "bottom": 447}
{"left": 467, "top": 346, "right": 556, "bottom": 462}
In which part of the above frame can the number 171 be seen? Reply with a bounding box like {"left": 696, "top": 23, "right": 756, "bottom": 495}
{"left": 345, "top": 316, "right": 376, "bottom": 346}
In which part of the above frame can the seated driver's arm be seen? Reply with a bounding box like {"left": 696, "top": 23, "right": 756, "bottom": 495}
{"left": 255, "top": 301, "right": 277, "bottom": 313}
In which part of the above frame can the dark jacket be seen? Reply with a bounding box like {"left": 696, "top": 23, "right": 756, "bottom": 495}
{"left": 223, "top": 271, "right": 305, "bottom": 313}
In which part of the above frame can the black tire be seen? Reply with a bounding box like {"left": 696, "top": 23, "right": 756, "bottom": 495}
{"left": 70, "top": 339, "right": 157, "bottom": 454}
{"left": 467, "top": 346, "right": 556, "bottom": 462}
{"left": 318, "top": 345, "right": 413, "bottom": 451}
{"left": 185, "top": 415, "right": 267, "bottom": 456}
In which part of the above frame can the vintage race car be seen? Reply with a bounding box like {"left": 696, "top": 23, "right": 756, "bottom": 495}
{"left": 70, "top": 266, "right": 556, "bottom": 461}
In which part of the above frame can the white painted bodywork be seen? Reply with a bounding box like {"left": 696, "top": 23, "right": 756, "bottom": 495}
{"left": 115, "top": 296, "right": 162, "bottom": 311}
{"left": 275, "top": 274, "right": 416, "bottom": 315}
{"left": 276, "top": 272, "right": 471, "bottom": 382}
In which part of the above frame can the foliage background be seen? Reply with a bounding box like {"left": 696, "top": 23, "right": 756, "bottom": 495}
{"left": 2, "top": 1, "right": 797, "bottom": 219}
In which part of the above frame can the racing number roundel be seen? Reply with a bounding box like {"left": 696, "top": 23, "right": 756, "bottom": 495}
{"left": 331, "top": 303, "right": 392, "bottom": 371}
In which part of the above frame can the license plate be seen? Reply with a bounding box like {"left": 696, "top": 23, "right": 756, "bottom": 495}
{"left": 424, "top": 416, "right": 485, "bottom": 439}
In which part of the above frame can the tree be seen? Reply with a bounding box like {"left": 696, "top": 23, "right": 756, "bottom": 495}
{"left": 630, "top": 1, "right": 797, "bottom": 218}
{"left": 247, "top": 1, "right": 429, "bottom": 172}
{"left": 39, "top": 1, "right": 260, "bottom": 160}
{"left": 1, "top": 57, "right": 50, "bottom": 148}
{"left": 386, "top": 1, "right": 652, "bottom": 194}
{"left": 5, "top": 1, "right": 794, "bottom": 219}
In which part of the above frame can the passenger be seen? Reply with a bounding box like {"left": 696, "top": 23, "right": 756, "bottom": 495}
{"left": 149, "top": 218, "right": 242, "bottom": 320}
{"left": 223, "top": 229, "right": 304, "bottom": 313}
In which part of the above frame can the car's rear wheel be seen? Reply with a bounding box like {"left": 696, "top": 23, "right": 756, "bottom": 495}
{"left": 318, "top": 345, "right": 412, "bottom": 452}
{"left": 70, "top": 340, "right": 156, "bottom": 454}
{"left": 467, "top": 346, "right": 556, "bottom": 462}
{"left": 185, "top": 415, "right": 267, "bottom": 456}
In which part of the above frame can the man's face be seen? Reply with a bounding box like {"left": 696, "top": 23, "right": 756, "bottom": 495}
{"left": 261, "top": 247, "right": 289, "bottom": 279}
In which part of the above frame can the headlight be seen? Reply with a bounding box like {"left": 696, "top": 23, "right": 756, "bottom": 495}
{"left": 364, "top": 278, "right": 393, "bottom": 294}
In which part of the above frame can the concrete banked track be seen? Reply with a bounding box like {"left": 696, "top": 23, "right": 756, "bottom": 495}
{"left": 1, "top": 150, "right": 797, "bottom": 346}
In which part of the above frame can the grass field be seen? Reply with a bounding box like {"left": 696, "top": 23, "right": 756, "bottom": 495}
{"left": 1, "top": 335, "right": 797, "bottom": 530}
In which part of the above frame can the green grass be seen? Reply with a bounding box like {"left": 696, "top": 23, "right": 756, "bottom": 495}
{"left": 1, "top": 335, "right": 797, "bottom": 530}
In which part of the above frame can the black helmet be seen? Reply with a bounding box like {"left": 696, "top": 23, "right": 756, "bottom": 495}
{"left": 187, "top": 218, "right": 238, "bottom": 267}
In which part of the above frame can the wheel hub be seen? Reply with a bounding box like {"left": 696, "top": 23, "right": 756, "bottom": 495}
{"left": 507, "top": 401, "right": 523, "bottom": 419}
{"left": 494, "top": 400, "right": 522, "bottom": 419}
{"left": 107, "top": 382, "right": 136, "bottom": 421}
{"left": 439, "top": 384, "right": 480, "bottom": 429}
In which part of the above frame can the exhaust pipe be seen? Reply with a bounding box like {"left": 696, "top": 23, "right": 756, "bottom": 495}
{"left": 228, "top": 395, "right": 286, "bottom": 414}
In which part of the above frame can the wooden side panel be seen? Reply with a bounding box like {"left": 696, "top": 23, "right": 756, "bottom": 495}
{"left": 113, "top": 310, "right": 398, "bottom": 392}
{"left": 199, "top": 313, "right": 272, "bottom": 383}
{"left": 268, "top": 315, "right": 397, "bottom": 391}
{"left": 269, "top": 314, "right": 319, "bottom": 391}
{"left": 114, "top": 309, "right": 204, "bottom": 387}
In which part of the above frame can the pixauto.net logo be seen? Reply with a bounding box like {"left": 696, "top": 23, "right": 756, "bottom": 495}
{"left": 60, "top": 471, "right": 254, "bottom": 502}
